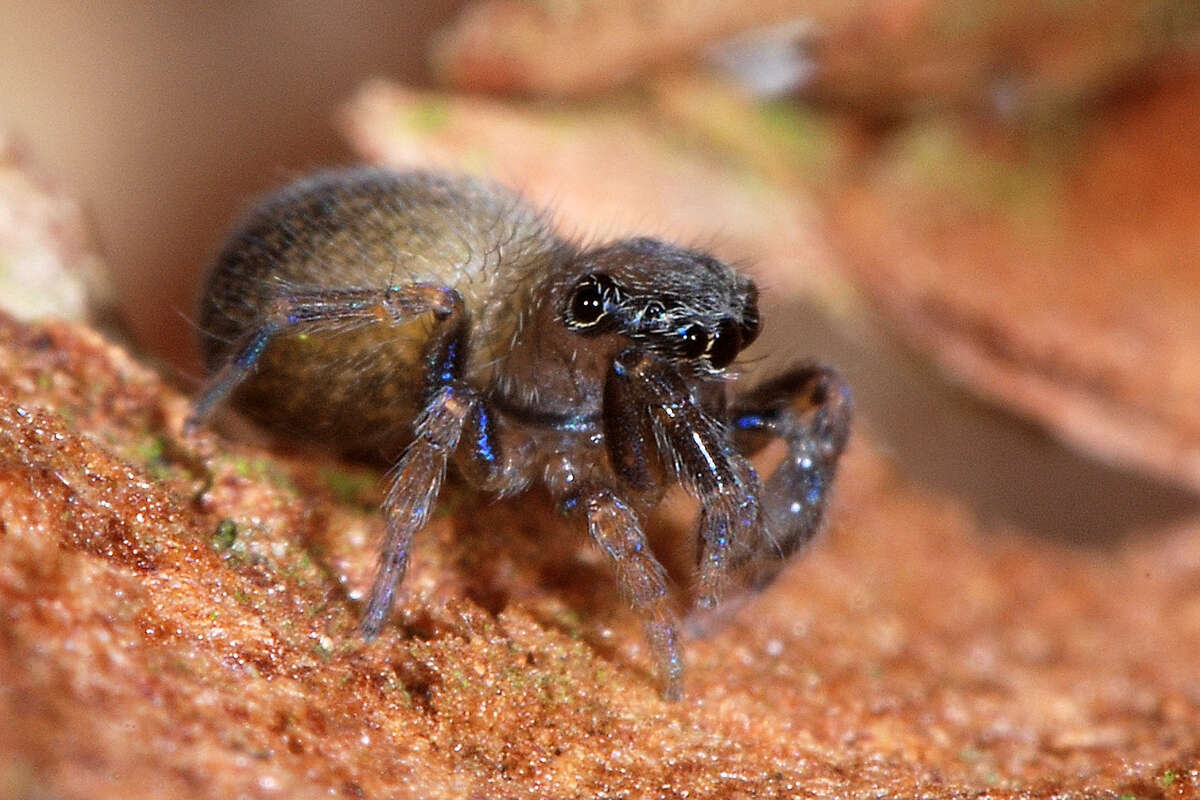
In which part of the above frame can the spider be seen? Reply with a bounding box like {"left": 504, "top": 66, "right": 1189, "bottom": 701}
{"left": 188, "top": 167, "right": 851, "bottom": 699}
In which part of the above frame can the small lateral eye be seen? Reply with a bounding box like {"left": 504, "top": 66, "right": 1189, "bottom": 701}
{"left": 568, "top": 273, "right": 617, "bottom": 327}
{"left": 679, "top": 324, "right": 709, "bottom": 359}
{"left": 739, "top": 287, "right": 761, "bottom": 347}
{"left": 707, "top": 318, "right": 741, "bottom": 369}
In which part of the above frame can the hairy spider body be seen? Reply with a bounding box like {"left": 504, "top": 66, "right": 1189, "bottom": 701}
{"left": 191, "top": 168, "right": 851, "bottom": 699}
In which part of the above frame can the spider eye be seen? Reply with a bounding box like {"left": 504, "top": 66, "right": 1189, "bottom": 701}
{"left": 739, "top": 288, "right": 760, "bottom": 347}
{"left": 679, "top": 323, "right": 709, "bottom": 359}
{"left": 642, "top": 300, "right": 667, "bottom": 320}
{"left": 707, "top": 318, "right": 741, "bottom": 369}
{"left": 568, "top": 273, "right": 617, "bottom": 328}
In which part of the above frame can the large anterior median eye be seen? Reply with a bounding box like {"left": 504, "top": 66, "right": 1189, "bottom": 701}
{"left": 567, "top": 273, "right": 618, "bottom": 328}
{"left": 680, "top": 323, "right": 709, "bottom": 359}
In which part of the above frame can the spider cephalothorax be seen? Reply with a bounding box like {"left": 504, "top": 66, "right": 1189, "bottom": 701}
{"left": 561, "top": 238, "right": 760, "bottom": 374}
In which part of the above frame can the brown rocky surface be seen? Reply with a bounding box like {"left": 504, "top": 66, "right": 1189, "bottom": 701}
{"left": 3, "top": 305, "right": 1200, "bottom": 798}
{"left": 431, "top": 0, "right": 1200, "bottom": 113}
{"left": 430, "top": 0, "right": 812, "bottom": 97}
{"left": 5, "top": 38, "right": 1200, "bottom": 797}
{"left": 828, "top": 71, "right": 1200, "bottom": 494}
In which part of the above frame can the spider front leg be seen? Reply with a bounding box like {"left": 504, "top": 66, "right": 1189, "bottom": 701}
{"left": 728, "top": 362, "right": 852, "bottom": 589}
{"left": 607, "top": 349, "right": 763, "bottom": 611}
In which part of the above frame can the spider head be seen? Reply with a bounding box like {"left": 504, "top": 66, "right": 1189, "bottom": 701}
{"left": 560, "top": 238, "right": 760, "bottom": 374}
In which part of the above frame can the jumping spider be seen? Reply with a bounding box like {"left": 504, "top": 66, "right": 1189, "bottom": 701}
{"left": 189, "top": 168, "right": 851, "bottom": 699}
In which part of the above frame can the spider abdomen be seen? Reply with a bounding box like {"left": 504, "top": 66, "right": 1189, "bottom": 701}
{"left": 198, "top": 168, "right": 565, "bottom": 455}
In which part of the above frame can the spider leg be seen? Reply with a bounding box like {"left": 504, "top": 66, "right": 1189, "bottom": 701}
{"left": 454, "top": 399, "right": 532, "bottom": 497}
{"left": 728, "top": 362, "right": 852, "bottom": 588}
{"left": 547, "top": 464, "right": 683, "bottom": 700}
{"left": 360, "top": 295, "right": 490, "bottom": 639}
{"left": 186, "top": 283, "right": 458, "bottom": 432}
{"left": 359, "top": 387, "right": 468, "bottom": 640}
{"left": 585, "top": 490, "right": 682, "bottom": 700}
{"left": 190, "top": 281, "right": 497, "bottom": 639}
{"left": 608, "top": 349, "right": 762, "bottom": 610}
